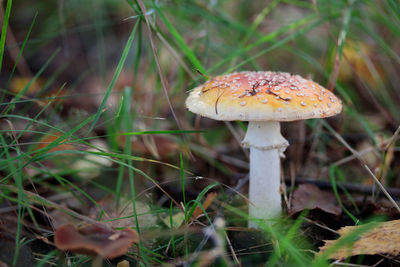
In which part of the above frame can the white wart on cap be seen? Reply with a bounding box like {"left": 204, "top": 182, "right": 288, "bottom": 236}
{"left": 186, "top": 71, "right": 342, "bottom": 121}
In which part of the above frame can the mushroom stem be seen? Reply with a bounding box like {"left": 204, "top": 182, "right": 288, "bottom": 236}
{"left": 242, "top": 121, "right": 289, "bottom": 227}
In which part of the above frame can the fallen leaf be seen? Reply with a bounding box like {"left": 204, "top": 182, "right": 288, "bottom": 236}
{"left": 319, "top": 220, "right": 400, "bottom": 260}
{"left": 54, "top": 223, "right": 139, "bottom": 259}
{"left": 90, "top": 197, "right": 158, "bottom": 230}
{"left": 290, "top": 184, "right": 341, "bottom": 216}
{"left": 339, "top": 41, "right": 384, "bottom": 87}
{"left": 118, "top": 135, "right": 179, "bottom": 159}
{"left": 191, "top": 192, "right": 217, "bottom": 221}
{"left": 160, "top": 212, "right": 185, "bottom": 229}
{"left": 35, "top": 133, "right": 75, "bottom": 154}
{"left": 71, "top": 139, "right": 112, "bottom": 180}
{"left": 38, "top": 89, "right": 66, "bottom": 107}
{"left": 117, "top": 260, "right": 130, "bottom": 267}
{"left": 9, "top": 76, "right": 44, "bottom": 94}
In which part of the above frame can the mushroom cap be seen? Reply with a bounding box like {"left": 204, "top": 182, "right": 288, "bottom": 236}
{"left": 186, "top": 71, "right": 342, "bottom": 121}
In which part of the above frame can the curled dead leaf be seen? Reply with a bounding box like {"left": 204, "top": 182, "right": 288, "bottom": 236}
{"left": 54, "top": 223, "right": 139, "bottom": 259}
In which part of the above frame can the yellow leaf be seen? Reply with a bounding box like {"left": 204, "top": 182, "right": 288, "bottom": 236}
{"left": 319, "top": 220, "right": 400, "bottom": 260}
{"left": 339, "top": 41, "right": 384, "bottom": 87}
{"left": 117, "top": 260, "right": 130, "bottom": 267}
{"left": 10, "top": 77, "right": 44, "bottom": 94}
{"left": 160, "top": 212, "right": 185, "bottom": 229}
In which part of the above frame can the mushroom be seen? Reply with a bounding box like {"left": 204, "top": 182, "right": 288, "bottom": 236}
{"left": 185, "top": 71, "right": 342, "bottom": 227}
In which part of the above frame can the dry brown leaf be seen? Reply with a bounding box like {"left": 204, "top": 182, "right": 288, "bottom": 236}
{"left": 54, "top": 223, "right": 139, "bottom": 259}
{"left": 35, "top": 133, "right": 76, "bottom": 154}
{"left": 191, "top": 192, "right": 217, "bottom": 221}
{"left": 290, "top": 184, "right": 341, "bottom": 216}
{"left": 38, "top": 90, "right": 66, "bottom": 107}
{"left": 319, "top": 220, "right": 400, "bottom": 260}
{"left": 118, "top": 135, "right": 179, "bottom": 159}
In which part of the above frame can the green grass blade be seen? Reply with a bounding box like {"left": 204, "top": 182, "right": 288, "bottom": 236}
{"left": 186, "top": 182, "right": 219, "bottom": 221}
{"left": 30, "top": 111, "right": 104, "bottom": 160}
{"left": 227, "top": 19, "right": 323, "bottom": 73}
{"left": 356, "top": 19, "right": 400, "bottom": 64}
{"left": 210, "top": 13, "right": 319, "bottom": 73}
{"left": 0, "top": 0, "right": 12, "bottom": 73}
{"left": 0, "top": 84, "right": 66, "bottom": 160}
{"left": 2, "top": 47, "right": 61, "bottom": 115}
{"left": 336, "top": 1, "right": 354, "bottom": 61}
{"left": 154, "top": 2, "right": 206, "bottom": 74}
{"left": 0, "top": 133, "right": 24, "bottom": 265}
{"left": 120, "top": 130, "right": 204, "bottom": 135}
{"left": 180, "top": 153, "right": 186, "bottom": 212}
{"left": 241, "top": 0, "right": 280, "bottom": 45}
{"left": 6, "top": 12, "right": 37, "bottom": 86}
{"left": 386, "top": 0, "right": 400, "bottom": 22}
{"left": 87, "top": 19, "right": 140, "bottom": 134}
{"left": 329, "top": 165, "right": 358, "bottom": 224}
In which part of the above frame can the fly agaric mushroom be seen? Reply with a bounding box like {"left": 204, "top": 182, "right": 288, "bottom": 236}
{"left": 186, "top": 71, "right": 342, "bottom": 227}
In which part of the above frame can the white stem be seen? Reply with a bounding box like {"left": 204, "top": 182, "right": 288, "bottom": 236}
{"left": 242, "top": 121, "right": 289, "bottom": 228}
{"left": 248, "top": 147, "right": 281, "bottom": 227}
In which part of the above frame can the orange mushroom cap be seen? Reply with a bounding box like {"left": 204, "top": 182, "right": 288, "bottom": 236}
{"left": 186, "top": 71, "right": 342, "bottom": 121}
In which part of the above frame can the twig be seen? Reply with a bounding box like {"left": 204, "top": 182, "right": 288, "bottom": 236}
{"left": 224, "top": 231, "right": 239, "bottom": 265}
{"left": 0, "top": 5, "right": 31, "bottom": 77}
{"left": 303, "top": 217, "right": 339, "bottom": 235}
{"left": 371, "top": 258, "right": 385, "bottom": 267}
{"left": 385, "top": 124, "right": 400, "bottom": 151}
{"left": 322, "top": 121, "right": 400, "bottom": 212}
{"left": 332, "top": 260, "right": 371, "bottom": 267}
{"left": 288, "top": 161, "right": 296, "bottom": 208}
{"left": 331, "top": 146, "right": 379, "bottom": 167}
{"left": 285, "top": 176, "right": 400, "bottom": 199}
{"left": 0, "top": 184, "right": 98, "bottom": 224}
{"left": 155, "top": 31, "right": 196, "bottom": 80}
{"left": 224, "top": 121, "right": 249, "bottom": 159}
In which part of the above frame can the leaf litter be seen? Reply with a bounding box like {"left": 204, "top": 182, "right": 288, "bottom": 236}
{"left": 54, "top": 223, "right": 139, "bottom": 259}
{"left": 319, "top": 219, "right": 400, "bottom": 260}
{"left": 290, "top": 183, "right": 342, "bottom": 216}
